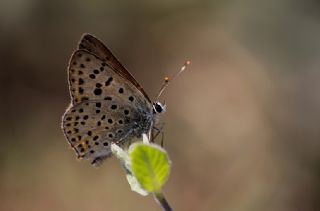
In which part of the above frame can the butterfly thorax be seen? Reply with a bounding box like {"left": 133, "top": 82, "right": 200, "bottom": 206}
{"left": 129, "top": 106, "right": 155, "bottom": 139}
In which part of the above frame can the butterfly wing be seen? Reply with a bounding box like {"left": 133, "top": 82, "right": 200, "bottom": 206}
{"left": 62, "top": 49, "right": 153, "bottom": 165}
{"left": 67, "top": 49, "right": 151, "bottom": 106}
{"left": 62, "top": 98, "right": 149, "bottom": 166}
{"left": 77, "top": 33, "right": 151, "bottom": 102}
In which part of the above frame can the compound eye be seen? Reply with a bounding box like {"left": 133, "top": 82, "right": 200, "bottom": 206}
{"left": 154, "top": 103, "right": 163, "bottom": 113}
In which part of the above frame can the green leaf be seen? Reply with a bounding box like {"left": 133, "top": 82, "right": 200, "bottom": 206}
{"left": 129, "top": 143, "right": 171, "bottom": 193}
{"left": 111, "top": 143, "right": 148, "bottom": 196}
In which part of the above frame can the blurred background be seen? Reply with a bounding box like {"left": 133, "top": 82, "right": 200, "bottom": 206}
{"left": 1, "top": 0, "right": 320, "bottom": 210}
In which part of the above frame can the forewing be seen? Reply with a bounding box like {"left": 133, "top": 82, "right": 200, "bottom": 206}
{"left": 77, "top": 33, "right": 151, "bottom": 102}
{"left": 67, "top": 49, "right": 149, "bottom": 106}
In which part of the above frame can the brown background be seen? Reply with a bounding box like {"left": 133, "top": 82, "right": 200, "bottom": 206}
{"left": 1, "top": 0, "right": 320, "bottom": 210}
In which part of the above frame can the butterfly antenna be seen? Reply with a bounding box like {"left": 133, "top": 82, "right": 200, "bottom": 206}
{"left": 156, "top": 60, "right": 191, "bottom": 101}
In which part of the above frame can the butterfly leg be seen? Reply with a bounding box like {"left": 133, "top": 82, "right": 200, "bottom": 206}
{"left": 152, "top": 124, "right": 165, "bottom": 147}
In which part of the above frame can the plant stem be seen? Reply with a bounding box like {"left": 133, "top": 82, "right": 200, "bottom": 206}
{"left": 153, "top": 192, "right": 173, "bottom": 211}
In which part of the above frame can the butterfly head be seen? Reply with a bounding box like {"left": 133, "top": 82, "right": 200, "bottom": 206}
{"left": 153, "top": 102, "right": 166, "bottom": 114}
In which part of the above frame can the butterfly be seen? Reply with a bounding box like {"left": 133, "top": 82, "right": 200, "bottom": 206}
{"left": 61, "top": 34, "right": 168, "bottom": 166}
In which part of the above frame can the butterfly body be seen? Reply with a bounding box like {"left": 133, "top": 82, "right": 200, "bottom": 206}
{"left": 62, "top": 34, "right": 164, "bottom": 165}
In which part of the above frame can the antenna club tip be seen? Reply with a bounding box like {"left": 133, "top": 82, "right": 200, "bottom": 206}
{"left": 164, "top": 76, "right": 169, "bottom": 82}
{"left": 186, "top": 60, "right": 191, "bottom": 65}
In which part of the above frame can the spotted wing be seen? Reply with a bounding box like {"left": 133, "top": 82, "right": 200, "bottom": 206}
{"left": 62, "top": 97, "right": 147, "bottom": 165}
{"left": 67, "top": 49, "right": 149, "bottom": 106}
{"left": 77, "top": 33, "right": 151, "bottom": 102}
{"left": 63, "top": 49, "right": 153, "bottom": 165}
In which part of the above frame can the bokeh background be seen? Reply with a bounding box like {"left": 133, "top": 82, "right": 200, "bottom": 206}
{"left": 1, "top": 0, "right": 320, "bottom": 210}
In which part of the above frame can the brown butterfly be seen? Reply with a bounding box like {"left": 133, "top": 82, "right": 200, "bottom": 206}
{"left": 61, "top": 34, "right": 167, "bottom": 166}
